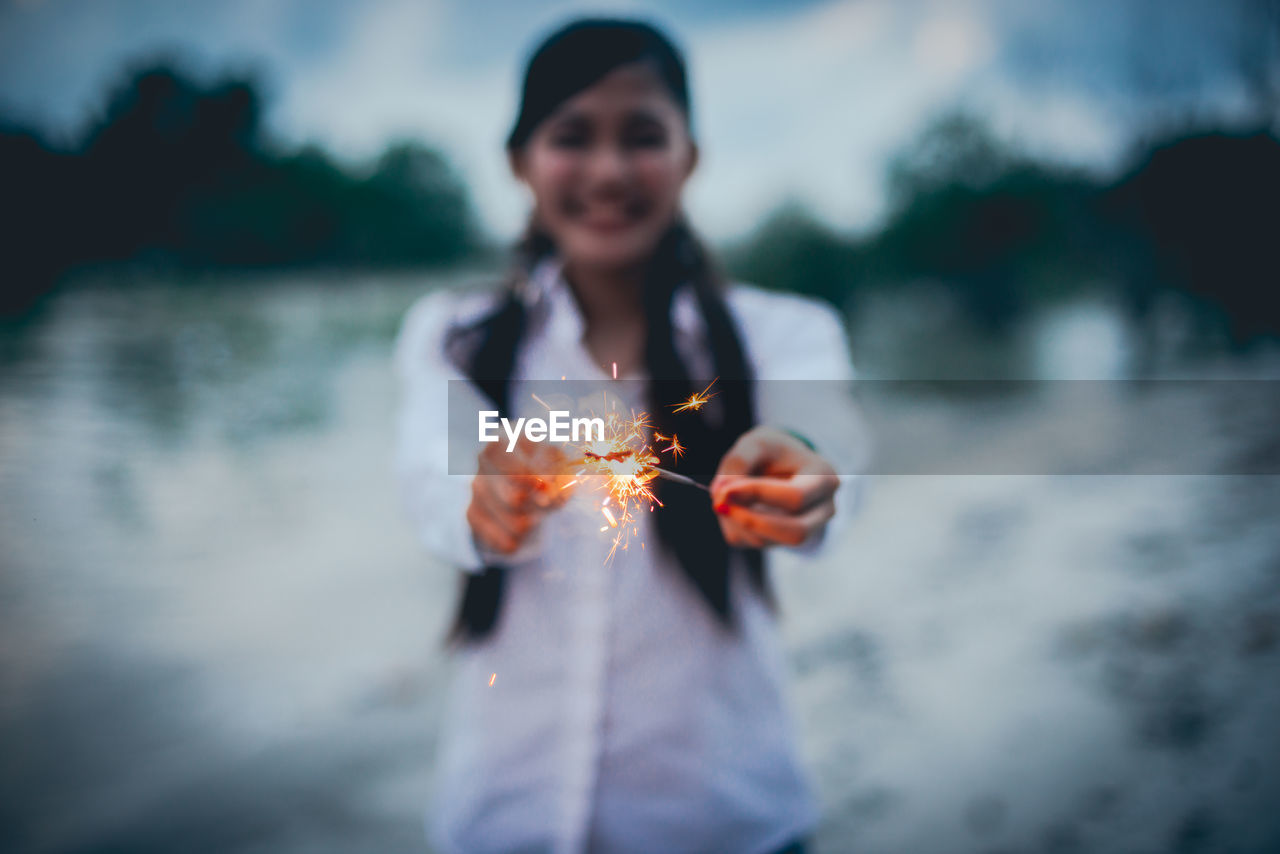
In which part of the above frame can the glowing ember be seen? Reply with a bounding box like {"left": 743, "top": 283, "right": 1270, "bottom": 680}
{"left": 530, "top": 385, "right": 707, "bottom": 564}
{"left": 488, "top": 673, "right": 496, "bottom": 687}
{"left": 672, "top": 378, "right": 718, "bottom": 413}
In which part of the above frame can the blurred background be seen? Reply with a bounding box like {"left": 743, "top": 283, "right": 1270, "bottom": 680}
{"left": 1, "top": 1, "right": 1278, "bottom": 852}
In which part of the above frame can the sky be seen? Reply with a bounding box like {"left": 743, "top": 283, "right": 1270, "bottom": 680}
{"left": 0, "top": 0, "right": 1275, "bottom": 241}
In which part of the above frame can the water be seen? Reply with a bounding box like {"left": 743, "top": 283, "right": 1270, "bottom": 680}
{"left": 2, "top": 275, "right": 1278, "bottom": 853}
{"left": 1, "top": 274, "right": 456, "bottom": 853}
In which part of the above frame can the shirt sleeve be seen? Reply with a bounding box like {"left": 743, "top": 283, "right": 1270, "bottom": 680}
{"left": 732, "top": 288, "right": 872, "bottom": 554}
{"left": 393, "top": 290, "right": 489, "bottom": 573}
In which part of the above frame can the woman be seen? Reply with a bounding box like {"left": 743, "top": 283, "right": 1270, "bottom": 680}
{"left": 395, "top": 18, "right": 861, "bottom": 854}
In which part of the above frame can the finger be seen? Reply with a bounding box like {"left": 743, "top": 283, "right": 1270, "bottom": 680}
{"left": 718, "top": 515, "right": 767, "bottom": 549}
{"left": 480, "top": 441, "right": 544, "bottom": 478}
{"left": 478, "top": 446, "right": 531, "bottom": 482}
{"left": 479, "top": 442, "right": 520, "bottom": 473}
{"left": 473, "top": 479, "right": 541, "bottom": 540}
{"left": 511, "top": 436, "right": 569, "bottom": 475}
{"left": 713, "top": 477, "right": 806, "bottom": 514}
{"left": 510, "top": 476, "right": 554, "bottom": 511}
{"left": 717, "top": 474, "right": 839, "bottom": 513}
{"left": 715, "top": 431, "right": 775, "bottom": 480}
{"left": 478, "top": 451, "right": 548, "bottom": 505}
{"left": 713, "top": 500, "right": 768, "bottom": 548}
{"left": 541, "top": 472, "right": 579, "bottom": 508}
{"left": 711, "top": 427, "right": 808, "bottom": 494}
{"left": 534, "top": 441, "right": 573, "bottom": 472}
{"left": 721, "top": 503, "right": 808, "bottom": 546}
{"left": 466, "top": 501, "right": 518, "bottom": 555}
{"left": 722, "top": 501, "right": 835, "bottom": 547}
{"left": 493, "top": 442, "right": 570, "bottom": 506}
{"left": 476, "top": 470, "right": 539, "bottom": 510}
{"left": 526, "top": 444, "right": 575, "bottom": 507}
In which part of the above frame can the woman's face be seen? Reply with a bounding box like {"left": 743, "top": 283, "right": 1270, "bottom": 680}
{"left": 511, "top": 62, "right": 698, "bottom": 274}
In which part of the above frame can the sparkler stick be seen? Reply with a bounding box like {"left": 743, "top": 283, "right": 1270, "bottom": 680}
{"left": 649, "top": 466, "right": 709, "bottom": 492}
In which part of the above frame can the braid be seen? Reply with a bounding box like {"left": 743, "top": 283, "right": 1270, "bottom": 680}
{"left": 646, "top": 221, "right": 769, "bottom": 626}
{"left": 444, "top": 221, "right": 547, "bottom": 643}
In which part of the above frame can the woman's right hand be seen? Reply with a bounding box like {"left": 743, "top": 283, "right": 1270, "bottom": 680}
{"left": 467, "top": 438, "right": 576, "bottom": 557}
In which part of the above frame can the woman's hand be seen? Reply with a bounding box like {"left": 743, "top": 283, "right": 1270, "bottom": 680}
{"left": 710, "top": 426, "right": 840, "bottom": 549}
{"left": 468, "top": 438, "right": 576, "bottom": 557}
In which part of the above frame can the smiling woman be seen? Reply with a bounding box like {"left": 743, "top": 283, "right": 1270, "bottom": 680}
{"left": 394, "top": 17, "right": 861, "bottom": 854}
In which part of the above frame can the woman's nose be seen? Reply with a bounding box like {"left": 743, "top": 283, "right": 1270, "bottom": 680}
{"left": 585, "top": 145, "right": 630, "bottom": 186}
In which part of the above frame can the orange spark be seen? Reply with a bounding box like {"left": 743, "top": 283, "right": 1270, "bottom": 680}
{"left": 672, "top": 378, "right": 718, "bottom": 412}
{"left": 488, "top": 673, "right": 496, "bottom": 687}
{"left": 549, "top": 389, "right": 708, "bottom": 564}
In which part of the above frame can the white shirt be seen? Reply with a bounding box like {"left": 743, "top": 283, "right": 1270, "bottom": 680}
{"left": 394, "top": 260, "right": 865, "bottom": 854}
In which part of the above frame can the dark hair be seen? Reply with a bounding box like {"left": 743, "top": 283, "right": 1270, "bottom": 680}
{"left": 446, "top": 18, "right": 768, "bottom": 642}
{"left": 506, "top": 18, "right": 692, "bottom": 150}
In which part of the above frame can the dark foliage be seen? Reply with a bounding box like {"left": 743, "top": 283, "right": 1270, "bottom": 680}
{"left": 1106, "top": 129, "right": 1280, "bottom": 347}
{"left": 728, "top": 114, "right": 1280, "bottom": 347}
{"left": 1, "top": 60, "right": 478, "bottom": 315}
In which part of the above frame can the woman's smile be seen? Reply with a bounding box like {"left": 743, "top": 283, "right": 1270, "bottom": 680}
{"left": 562, "top": 195, "right": 653, "bottom": 232}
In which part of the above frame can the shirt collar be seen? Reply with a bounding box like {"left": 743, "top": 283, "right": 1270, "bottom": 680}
{"left": 523, "top": 256, "right": 704, "bottom": 343}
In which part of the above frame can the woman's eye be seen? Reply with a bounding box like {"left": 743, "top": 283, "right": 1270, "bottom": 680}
{"left": 622, "top": 119, "right": 669, "bottom": 149}
{"left": 626, "top": 132, "right": 667, "bottom": 149}
{"left": 549, "top": 133, "right": 588, "bottom": 149}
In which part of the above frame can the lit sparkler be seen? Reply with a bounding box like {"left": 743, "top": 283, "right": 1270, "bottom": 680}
{"left": 527, "top": 383, "right": 713, "bottom": 563}
{"left": 672, "top": 378, "right": 718, "bottom": 412}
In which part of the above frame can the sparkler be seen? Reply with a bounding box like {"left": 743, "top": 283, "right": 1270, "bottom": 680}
{"left": 650, "top": 466, "right": 708, "bottom": 491}
{"left": 525, "top": 379, "right": 716, "bottom": 563}
{"left": 672, "top": 378, "right": 717, "bottom": 412}
{"left": 568, "top": 401, "right": 707, "bottom": 561}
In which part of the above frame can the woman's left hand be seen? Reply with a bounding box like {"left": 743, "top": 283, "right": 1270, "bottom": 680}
{"left": 710, "top": 426, "right": 840, "bottom": 549}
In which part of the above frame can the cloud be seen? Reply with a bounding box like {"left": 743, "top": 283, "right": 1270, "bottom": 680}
{"left": 684, "top": 0, "right": 1001, "bottom": 237}
{"left": 271, "top": 0, "right": 1012, "bottom": 240}
{"left": 1, "top": 0, "right": 1271, "bottom": 242}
